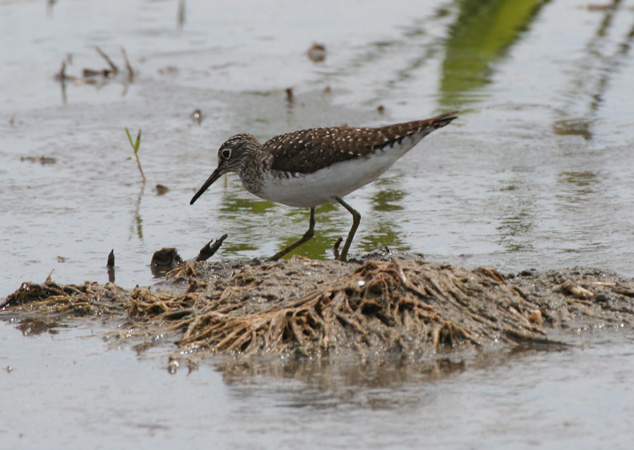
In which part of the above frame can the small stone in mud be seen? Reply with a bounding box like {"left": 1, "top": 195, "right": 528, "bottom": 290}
{"left": 155, "top": 184, "right": 169, "bottom": 195}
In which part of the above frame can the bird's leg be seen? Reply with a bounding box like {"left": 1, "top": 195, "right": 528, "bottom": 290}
{"left": 267, "top": 207, "right": 316, "bottom": 261}
{"left": 335, "top": 197, "right": 361, "bottom": 262}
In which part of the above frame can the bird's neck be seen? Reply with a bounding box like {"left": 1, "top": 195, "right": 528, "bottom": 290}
{"left": 238, "top": 146, "right": 264, "bottom": 194}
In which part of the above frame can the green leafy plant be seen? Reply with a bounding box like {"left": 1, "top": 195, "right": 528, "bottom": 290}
{"left": 125, "top": 128, "right": 145, "bottom": 182}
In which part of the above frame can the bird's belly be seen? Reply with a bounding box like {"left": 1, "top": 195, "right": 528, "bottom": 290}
{"left": 255, "top": 150, "right": 404, "bottom": 207}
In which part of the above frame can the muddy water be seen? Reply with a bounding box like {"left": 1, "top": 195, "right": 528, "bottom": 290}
{"left": 3, "top": 322, "right": 634, "bottom": 448}
{"left": 2, "top": 0, "right": 634, "bottom": 447}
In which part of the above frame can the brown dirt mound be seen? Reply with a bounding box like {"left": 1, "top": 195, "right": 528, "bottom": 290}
{"left": 3, "top": 256, "right": 634, "bottom": 358}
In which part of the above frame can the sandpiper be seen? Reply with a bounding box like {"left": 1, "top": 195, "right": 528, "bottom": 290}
{"left": 190, "top": 111, "right": 458, "bottom": 261}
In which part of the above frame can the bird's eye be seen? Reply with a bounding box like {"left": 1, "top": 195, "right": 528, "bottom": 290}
{"left": 221, "top": 148, "right": 232, "bottom": 160}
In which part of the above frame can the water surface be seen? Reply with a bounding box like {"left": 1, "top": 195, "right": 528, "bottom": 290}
{"left": 2, "top": 321, "right": 633, "bottom": 449}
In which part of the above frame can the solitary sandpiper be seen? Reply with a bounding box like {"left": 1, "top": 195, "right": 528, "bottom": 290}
{"left": 190, "top": 111, "right": 458, "bottom": 261}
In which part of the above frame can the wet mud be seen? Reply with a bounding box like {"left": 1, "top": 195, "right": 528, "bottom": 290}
{"left": 3, "top": 250, "right": 633, "bottom": 367}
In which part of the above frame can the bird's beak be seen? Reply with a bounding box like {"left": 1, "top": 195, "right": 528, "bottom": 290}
{"left": 190, "top": 166, "right": 223, "bottom": 205}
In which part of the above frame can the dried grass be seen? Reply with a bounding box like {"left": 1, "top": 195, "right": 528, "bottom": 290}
{"left": 3, "top": 258, "right": 634, "bottom": 357}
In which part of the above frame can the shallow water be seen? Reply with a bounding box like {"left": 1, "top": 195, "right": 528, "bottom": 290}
{"left": 2, "top": 320, "right": 634, "bottom": 449}
{"left": 2, "top": 0, "right": 634, "bottom": 447}
{"left": 2, "top": 0, "right": 634, "bottom": 295}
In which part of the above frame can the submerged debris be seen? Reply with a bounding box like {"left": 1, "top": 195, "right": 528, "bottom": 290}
{"left": 2, "top": 256, "right": 633, "bottom": 360}
{"left": 285, "top": 87, "right": 294, "bottom": 105}
{"left": 191, "top": 109, "right": 203, "bottom": 125}
{"left": 307, "top": 43, "right": 326, "bottom": 62}
{"left": 54, "top": 46, "right": 135, "bottom": 103}
{"left": 167, "top": 355, "right": 180, "bottom": 374}
{"left": 20, "top": 156, "right": 57, "bottom": 165}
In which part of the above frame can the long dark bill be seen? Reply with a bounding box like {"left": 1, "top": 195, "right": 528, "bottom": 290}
{"left": 190, "top": 167, "right": 223, "bottom": 205}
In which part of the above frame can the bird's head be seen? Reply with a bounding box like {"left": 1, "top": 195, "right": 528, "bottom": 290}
{"left": 190, "top": 133, "right": 261, "bottom": 205}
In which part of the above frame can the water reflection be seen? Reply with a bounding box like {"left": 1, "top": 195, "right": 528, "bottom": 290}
{"left": 217, "top": 184, "right": 275, "bottom": 253}
{"left": 339, "top": 0, "right": 548, "bottom": 106}
{"left": 129, "top": 182, "right": 145, "bottom": 240}
{"left": 366, "top": 185, "right": 407, "bottom": 248}
{"left": 16, "top": 318, "right": 62, "bottom": 337}
{"left": 497, "top": 212, "right": 534, "bottom": 252}
{"left": 267, "top": 205, "right": 339, "bottom": 260}
{"left": 217, "top": 180, "right": 341, "bottom": 257}
{"left": 359, "top": 222, "right": 409, "bottom": 253}
{"left": 177, "top": 0, "right": 186, "bottom": 30}
{"left": 439, "top": 0, "right": 547, "bottom": 107}
{"left": 552, "top": 119, "right": 595, "bottom": 140}
{"left": 556, "top": 170, "right": 600, "bottom": 205}
{"left": 554, "top": 0, "right": 634, "bottom": 139}
{"left": 218, "top": 179, "right": 277, "bottom": 215}
{"left": 496, "top": 183, "right": 537, "bottom": 253}
{"left": 371, "top": 187, "right": 406, "bottom": 212}
{"left": 215, "top": 179, "right": 413, "bottom": 258}
{"left": 216, "top": 355, "right": 469, "bottom": 409}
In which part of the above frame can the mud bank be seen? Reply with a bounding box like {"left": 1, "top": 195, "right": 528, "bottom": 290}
{"left": 3, "top": 251, "right": 634, "bottom": 362}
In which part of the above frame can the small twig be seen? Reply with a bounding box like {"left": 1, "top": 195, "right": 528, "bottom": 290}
{"left": 165, "top": 262, "right": 196, "bottom": 280}
{"left": 58, "top": 61, "right": 68, "bottom": 104}
{"left": 332, "top": 237, "right": 343, "bottom": 260}
{"left": 58, "top": 60, "right": 67, "bottom": 81}
{"left": 125, "top": 128, "right": 146, "bottom": 182}
{"left": 285, "top": 87, "right": 294, "bottom": 104}
{"left": 95, "top": 46, "right": 119, "bottom": 75}
{"left": 390, "top": 258, "right": 408, "bottom": 284}
{"left": 107, "top": 249, "right": 115, "bottom": 283}
{"left": 120, "top": 45, "right": 134, "bottom": 81}
{"left": 107, "top": 249, "right": 115, "bottom": 268}
{"left": 560, "top": 280, "right": 594, "bottom": 299}
{"left": 177, "top": 0, "right": 186, "bottom": 28}
{"left": 45, "top": 269, "right": 55, "bottom": 284}
{"left": 196, "top": 234, "right": 228, "bottom": 261}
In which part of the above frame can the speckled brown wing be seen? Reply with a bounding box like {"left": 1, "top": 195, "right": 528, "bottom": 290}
{"left": 265, "top": 112, "right": 457, "bottom": 175}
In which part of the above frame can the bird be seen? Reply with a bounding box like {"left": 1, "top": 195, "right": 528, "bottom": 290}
{"left": 190, "top": 111, "right": 458, "bottom": 262}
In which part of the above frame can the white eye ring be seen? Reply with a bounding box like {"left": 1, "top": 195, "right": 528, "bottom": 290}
{"left": 221, "top": 148, "right": 232, "bottom": 160}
